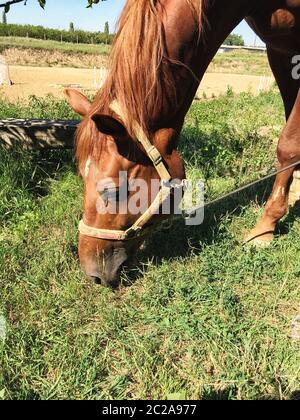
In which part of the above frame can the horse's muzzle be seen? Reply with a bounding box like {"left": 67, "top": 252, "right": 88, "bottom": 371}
{"left": 86, "top": 247, "right": 130, "bottom": 289}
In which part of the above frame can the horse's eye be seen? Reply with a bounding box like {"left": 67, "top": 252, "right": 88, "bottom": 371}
{"left": 99, "top": 187, "right": 121, "bottom": 203}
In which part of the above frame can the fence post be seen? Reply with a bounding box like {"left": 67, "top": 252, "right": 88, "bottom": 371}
{"left": 0, "top": 55, "right": 13, "bottom": 86}
{"left": 93, "top": 66, "right": 96, "bottom": 87}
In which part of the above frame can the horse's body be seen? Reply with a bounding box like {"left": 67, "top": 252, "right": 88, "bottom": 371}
{"left": 66, "top": 0, "right": 300, "bottom": 287}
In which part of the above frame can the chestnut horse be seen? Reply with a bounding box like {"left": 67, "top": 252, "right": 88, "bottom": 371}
{"left": 65, "top": 0, "right": 300, "bottom": 288}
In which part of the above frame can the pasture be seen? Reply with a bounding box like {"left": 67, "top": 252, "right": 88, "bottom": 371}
{"left": 0, "top": 90, "right": 299, "bottom": 400}
{"left": 210, "top": 50, "right": 272, "bottom": 76}
{"left": 0, "top": 36, "right": 111, "bottom": 56}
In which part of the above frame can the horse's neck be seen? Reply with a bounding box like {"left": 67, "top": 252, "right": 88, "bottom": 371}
{"left": 165, "top": 0, "right": 253, "bottom": 125}
{"left": 197, "top": 1, "right": 251, "bottom": 74}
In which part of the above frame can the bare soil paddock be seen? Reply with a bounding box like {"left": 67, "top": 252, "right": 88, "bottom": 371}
{"left": 1, "top": 65, "right": 273, "bottom": 101}
{"left": 2, "top": 47, "right": 108, "bottom": 69}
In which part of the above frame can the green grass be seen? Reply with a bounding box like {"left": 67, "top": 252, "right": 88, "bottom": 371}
{"left": 0, "top": 36, "right": 111, "bottom": 55}
{"left": 208, "top": 50, "right": 271, "bottom": 76}
{"left": 0, "top": 91, "right": 299, "bottom": 400}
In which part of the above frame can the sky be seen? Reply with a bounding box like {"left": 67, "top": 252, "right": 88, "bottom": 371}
{"left": 6, "top": 0, "right": 264, "bottom": 46}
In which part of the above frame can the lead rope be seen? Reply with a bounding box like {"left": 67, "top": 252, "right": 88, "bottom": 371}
{"left": 174, "top": 159, "right": 300, "bottom": 222}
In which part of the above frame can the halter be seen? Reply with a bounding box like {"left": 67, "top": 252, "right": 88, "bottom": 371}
{"left": 78, "top": 100, "right": 175, "bottom": 241}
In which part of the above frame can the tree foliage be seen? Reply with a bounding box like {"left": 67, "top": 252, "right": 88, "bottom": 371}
{"left": 0, "top": 0, "right": 106, "bottom": 13}
{"left": 0, "top": 22, "right": 114, "bottom": 44}
{"left": 224, "top": 34, "right": 245, "bottom": 46}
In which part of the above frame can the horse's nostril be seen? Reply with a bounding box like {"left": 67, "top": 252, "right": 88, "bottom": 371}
{"left": 88, "top": 275, "right": 102, "bottom": 285}
{"left": 119, "top": 261, "right": 128, "bottom": 272}
{"left": 87, "top": 274, "right": 120, "bottom": 289}
{"left": 104, "top": 279, "right": 120, "bottom": 290}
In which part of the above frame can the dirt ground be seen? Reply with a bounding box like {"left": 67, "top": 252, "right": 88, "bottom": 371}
{"left": 0, "top": 65, "right": 274, "bottom": 101}
{"left": 3, "top": 47, "right": 108, "bottom": 69}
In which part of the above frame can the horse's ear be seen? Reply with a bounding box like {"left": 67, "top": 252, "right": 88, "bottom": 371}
{"left": 64, "top": 89, "right": 91, "bottom": 116}
{"left": 92, "top": 113, "right": 128, "bottom": 138}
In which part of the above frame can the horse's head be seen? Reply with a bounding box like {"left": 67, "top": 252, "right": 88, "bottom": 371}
{"left": 65, "top": 89, "right": 185, "bottom": 288}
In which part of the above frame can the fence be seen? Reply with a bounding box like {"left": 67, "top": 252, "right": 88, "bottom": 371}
{"left": 0, "top": 119, "right": 78, "bottom": 149}
{"left": 0, "top": 55, "right": 12, "bottom": 86}
{"left": 93, "top": 67, "right": 109, "bottom": 88}
{"left": 218, "top": 45, "right": 267, "bottom": 54}
{"left": 257, "top": 75, "right": 274, "bottom": 93}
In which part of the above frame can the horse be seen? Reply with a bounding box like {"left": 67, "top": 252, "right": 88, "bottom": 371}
{"left": 65, "top": 0, "right": 300, "bottom": 288}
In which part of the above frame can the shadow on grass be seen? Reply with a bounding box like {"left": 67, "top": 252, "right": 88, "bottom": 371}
{"left": 141, "top": 178, "right": 275, "bottom": 264}
{"left": 290, "top": 391, "right": 300, "bottom": 400}
{"left": 277, "top": 201, "right": 300, "bottom": 236}
{"left": 122, "top": 177, "right": 300, "bottom": 286}
{"left": 0, "top": 148, "right": 76, "bottom": 199}
{"left": 202, "top": 387, "right": 237, "bottom": 400}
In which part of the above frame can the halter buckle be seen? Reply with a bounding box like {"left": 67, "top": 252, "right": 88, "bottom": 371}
{"left": 147, "top": 146, "right": 163, "bottom": 167}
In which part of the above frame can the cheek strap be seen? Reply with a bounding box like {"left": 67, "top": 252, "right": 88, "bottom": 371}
{"left": 79, "top": 183, "right": 173, "bottom": 241}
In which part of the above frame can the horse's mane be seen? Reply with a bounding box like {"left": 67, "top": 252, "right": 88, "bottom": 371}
{"left": 76, "top": 0, "right": 204, "bottom": 168}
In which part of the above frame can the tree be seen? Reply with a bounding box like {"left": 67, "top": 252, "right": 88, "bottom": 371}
{"left": 2, "top": 10, "right": 7, "bottom": 24}
{"left": 104, "top": 21, "right": 109, "bottom": 35}
{"left": 69, "top": 22, "right": 74, "bottom": 32}
{"left": 224, "top": 34, "right": 245, "bottom": 46}
{"left": 0, "top": 0, "right": 106, "bottom": 13}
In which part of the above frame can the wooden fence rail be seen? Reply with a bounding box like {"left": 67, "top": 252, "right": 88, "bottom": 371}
{"left": 0, "top": 119, "right": 79, "bottom": 150}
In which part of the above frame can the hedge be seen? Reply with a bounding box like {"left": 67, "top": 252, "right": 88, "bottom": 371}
{"left": 0, "top": 23, "right": 114, "bottom": 44}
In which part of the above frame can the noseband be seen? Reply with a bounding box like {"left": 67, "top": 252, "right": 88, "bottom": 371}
{"left": 78, "top": 100, "right": 175, "bottom": 241}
